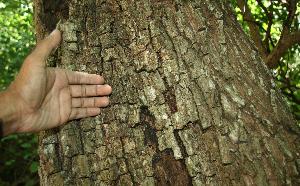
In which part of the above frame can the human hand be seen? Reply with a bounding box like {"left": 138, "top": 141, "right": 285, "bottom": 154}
{"left": 1, "top": 29, "right": 112, "bottom": 137}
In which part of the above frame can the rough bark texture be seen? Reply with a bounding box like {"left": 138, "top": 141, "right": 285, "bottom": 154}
{"left": 32, "top": 0, "right": 300, "bottom": 185}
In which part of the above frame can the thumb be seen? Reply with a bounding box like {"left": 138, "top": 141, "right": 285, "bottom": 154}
{"left": 30, "top": 29, "right": 61, "bottom": 65}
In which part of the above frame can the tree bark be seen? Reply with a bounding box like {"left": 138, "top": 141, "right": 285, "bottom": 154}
{"left": 32, "top": 0, "right": 300, "bottom": 185}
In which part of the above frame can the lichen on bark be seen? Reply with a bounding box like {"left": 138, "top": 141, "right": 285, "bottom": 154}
{"left": 33, "top": 0, "right": 300, "bottom": 185}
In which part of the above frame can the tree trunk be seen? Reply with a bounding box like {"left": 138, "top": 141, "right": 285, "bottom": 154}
{"left": 33, "top": 0, "right": 300, "bottom": 185}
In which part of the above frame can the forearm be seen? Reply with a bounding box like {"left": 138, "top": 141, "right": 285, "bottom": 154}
{"left": 0, "top": 90, "right": 20, "bottom": 138}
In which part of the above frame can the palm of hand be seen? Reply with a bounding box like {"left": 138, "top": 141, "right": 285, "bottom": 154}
{"left": 8, "top": 29, "right": 111, "bottom": 134}
{"left": 20, "top": 67, "right": 74, "bottom": 133}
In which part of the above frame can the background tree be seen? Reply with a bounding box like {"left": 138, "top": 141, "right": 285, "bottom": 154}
{"left": 0, "top": 0, "right": 39, "bottom": 185}
{"left": 33, "top": 0, "right": 300, "bottom": 185}
{"left": 229, "top": 0, "right": 300, "bottom": 121}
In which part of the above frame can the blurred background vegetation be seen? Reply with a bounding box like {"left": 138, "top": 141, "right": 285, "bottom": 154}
{"left": 0, "top": 0, "right": 299, "bottom": 185}
{"left": 0, "top": 0, "right": 38, "bottom": 185}
{"left": 0, "top": 0, "right": 35, "bottom": 91}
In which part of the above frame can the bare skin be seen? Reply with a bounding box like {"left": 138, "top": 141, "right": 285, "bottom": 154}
{"left": 0, "top": 29, "right": 112, "bottom": 137}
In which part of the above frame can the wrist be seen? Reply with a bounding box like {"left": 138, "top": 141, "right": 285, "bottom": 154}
{"left": 0, "top": 89, "right": 21, "bottom": 138}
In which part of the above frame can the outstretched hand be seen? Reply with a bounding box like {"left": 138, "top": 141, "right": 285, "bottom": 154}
{"left": 1, "top": 29, "right": 112, "bottom": 137}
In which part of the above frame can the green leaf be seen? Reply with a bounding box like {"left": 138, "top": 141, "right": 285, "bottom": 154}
{"left": 5, "top": 159, "right": 15, "bottom": 166}
{"left": 21, "top": 142, "right": 32, "bottom": 148}
{"left": 29, "top": 162, "right": 39, "bottom": 173}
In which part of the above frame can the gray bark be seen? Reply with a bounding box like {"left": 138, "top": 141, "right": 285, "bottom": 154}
{"left": 33, "top": 0, "right": 300, "bottom": 185}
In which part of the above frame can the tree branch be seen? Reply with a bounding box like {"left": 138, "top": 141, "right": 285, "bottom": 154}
{"left": 266, "top": 29, "right": 300, "bottom": 68}
{"left": 265, "top": 0, "right": 298, "bottom": 68}
{"left": 236, "top": 0, "right": 299, "bottom": 69}
{"left": 282, "top": 89, "right": 300, "bottom": 105}
{"left": 257, "top": 0, "right": 273, "bottom": 53}
{"left": 281, "top": 84, "right": 300, "bottom": 90}
{"left": 235, "top": 0, "right": 269, "bottom": 61}
{"left": 242, "top": 18, "right": 267, "bottom": 32}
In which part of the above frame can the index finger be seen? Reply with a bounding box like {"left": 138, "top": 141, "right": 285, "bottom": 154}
{"left": 63, "top": 69, "right": 105, "bottom": 85}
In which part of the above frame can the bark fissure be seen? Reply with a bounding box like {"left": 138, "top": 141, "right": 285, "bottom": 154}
{"left": 152, "top": 148, "right": 193, "bottom": 186}
{"left": 34, "top": 0, "right": 300, "bottom": 185}
{"left": 120, "top": 137, "right": 135, "bottom": 184}
{"left": 173, "top": 129, "right": 188, "bottom": 159}
{"left": 76, "top": 120, "right": 85, "bottom": 155}
{"left": 163, "top": 87, "right": 177, "bottom": 114}
{"left": 140, "top": 106, "right": 159, "bottom": 146}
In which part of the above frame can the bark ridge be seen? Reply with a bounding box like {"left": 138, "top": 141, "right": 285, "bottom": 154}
{"left": 33, "top": 0, "right": 300, "bottom": 185}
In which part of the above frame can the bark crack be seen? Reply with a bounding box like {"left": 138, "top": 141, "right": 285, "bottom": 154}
{"left": 173, "top": 129, "right": 188, "bottom": 159}
{"left": 76, "top": 120, "right": 85, "bottom": 154}
{"left": 119, "top": 138, "right": 135, "bottom": 185}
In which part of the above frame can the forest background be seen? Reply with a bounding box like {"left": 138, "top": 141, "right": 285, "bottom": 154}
{"left": 0, "top": 0, "right": 299, "bottom": 185}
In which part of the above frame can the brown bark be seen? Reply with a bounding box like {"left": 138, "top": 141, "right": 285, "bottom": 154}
{"left": 32, "top": 0, "right": 300, "bottom": 185}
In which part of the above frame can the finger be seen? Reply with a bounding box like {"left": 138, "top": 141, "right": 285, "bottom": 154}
{"left": 70, "top": 84, "right": 112, "bottom": 97}
{"left": 30, "top": 29, "right": 61, "bottom": 65}
{"left": 69, "top": 108, "right": 101, "bottom": 120}
{"left": 64, "top": 70, "right": 105, "bottom": 85}
{"left": 71, "top": 97, "right": 110, "bottom": 108}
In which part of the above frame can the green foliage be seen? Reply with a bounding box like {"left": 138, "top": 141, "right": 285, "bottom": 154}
{"left": 0, "top": 0, "right": 38, "bottom": 185}
{"left": 229, "top": 0, "right": 300, "bottom": 122}
{"left": 275, "top": 47, "right": 300, "bottom": 121}
{"left": 0, "top": 134, "right": 39, "bottom": 186}
{"left": 0, "top": 0, "right": 35, "bottom": 91}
